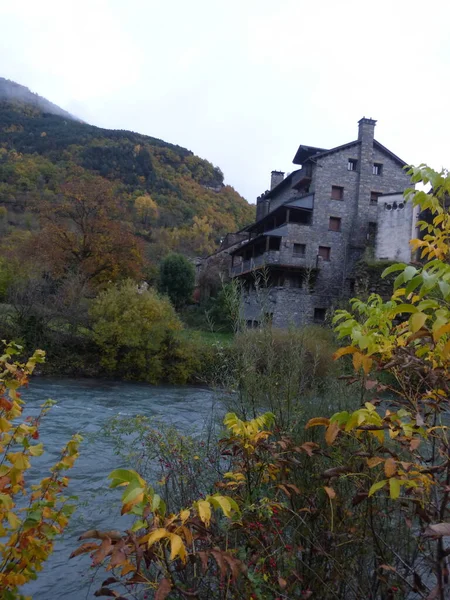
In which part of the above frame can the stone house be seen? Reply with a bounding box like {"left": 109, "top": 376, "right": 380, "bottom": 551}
{"left": 230, "top": 118, "right": 414, "bottom": 328}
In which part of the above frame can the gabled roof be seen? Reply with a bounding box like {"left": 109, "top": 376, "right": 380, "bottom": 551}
{"left": 293, "top": 145, "right": 328, "bottom": 165}
{"left": 373, "top": 140, "right": 408, "bottom": 168}
{"left": 293, "top": 139, "right": 408, "bottom": 168}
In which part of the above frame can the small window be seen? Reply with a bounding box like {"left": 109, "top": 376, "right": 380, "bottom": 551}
{"left": 329, "top": 217, "right": 341, "bottom": 232}
{"left": 331, "top": 185, "right": 344, "bottom": 200}
{"left": 314, "top": 308, "right": 326, "bottom": 322}
{"left": 318, "top": 246, "right": 331, "bottom": 261}
{"left": 291, "top": 275, "right": 303, "bottom": 288}
{"left": 373, "top": 163, "right": 383, "bottom": 176}
{"left": 293, "top": 243, "right": 306, "bottom": 256}
{"left": 370, "top": 191, "right": 381, "bottom": 205}
{"left": 348, "top": 159, "right": 357, "bottom": 171}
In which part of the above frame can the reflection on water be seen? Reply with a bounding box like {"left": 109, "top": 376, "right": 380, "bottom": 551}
{"left": 19, "top": 378, "right": 219, "bottom": 600}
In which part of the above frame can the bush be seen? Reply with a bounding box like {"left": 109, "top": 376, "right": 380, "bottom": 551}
{"left": 90, "top": 280, "right": 182, "bottom": 382}
{"left": 0, "top": 343, "right": 81, "bottom": 596}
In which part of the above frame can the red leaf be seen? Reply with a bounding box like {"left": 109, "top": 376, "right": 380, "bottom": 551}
{"left": 155, "top": 578, "right": 172, "bottom": 600}
{"left": 92, "top": 537, "right": 113, "bottom": 566}
{"left": 70, "top": 542, "right": 100, "bottom": 559}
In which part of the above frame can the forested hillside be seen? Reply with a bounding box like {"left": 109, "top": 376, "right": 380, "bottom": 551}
{"left": 0, "top": 78, "right": 253, "bottom": 261}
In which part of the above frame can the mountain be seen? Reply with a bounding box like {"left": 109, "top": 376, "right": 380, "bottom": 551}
{"left": 0, "top": 78, "right": 80, "bottom": 121}
{"left": 0, "top": 78, "right": 254, "bottom": 258}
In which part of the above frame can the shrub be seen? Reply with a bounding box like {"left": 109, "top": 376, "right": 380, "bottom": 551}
{"left": 90, "top": 280, "right": 182, "bottom": 382}
{"left": 0, "top": 342, "right": 81, "bottom": 596}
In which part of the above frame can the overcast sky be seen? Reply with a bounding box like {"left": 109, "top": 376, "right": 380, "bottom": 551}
{"left": 1, "top": 0, "right": 449, "bottom": 202}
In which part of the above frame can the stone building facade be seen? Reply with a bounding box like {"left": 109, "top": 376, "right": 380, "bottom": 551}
{"left": 231, "top": 118, "right": 414, "bottom": 327}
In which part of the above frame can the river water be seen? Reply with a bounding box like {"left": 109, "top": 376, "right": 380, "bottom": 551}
{"left": 17, "top": 378, "right": 221, "bottom": 600}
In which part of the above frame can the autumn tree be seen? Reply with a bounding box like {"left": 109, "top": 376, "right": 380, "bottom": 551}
{"left": 158, "top": 253, "right": 195, "bottom": 310}
{"left": 33, "top": 176, "right": 144, "bottom": 287}
{"left": 134, "top": 194, "right": 159, "bottom": 227}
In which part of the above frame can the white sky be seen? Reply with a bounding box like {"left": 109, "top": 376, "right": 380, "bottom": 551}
{"left": 1, "top": 0, "right": 449, "bottom": 202}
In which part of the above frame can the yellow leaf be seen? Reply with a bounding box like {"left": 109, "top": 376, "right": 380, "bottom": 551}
{"left": 305, "top": 417, "right": 330, "bottom": 429}
{"left": 147, "top": 528, "right": 169, "bottom": 547}
{"left": 0, "top": 417, "right": 11, "bottom": 432}
{"left": 180, "top": 509, "right": 190, "bottom": 524}
{"left": 207, "top": 495, "right": 233, "bottom": 518}
{"left": 169, "top": 533, "right": 187, "bottom": 563}
{"left": 410, "top": 312, "right": 427, "bottom": 333}
{"left": 367, "top": 457, "right": 384, "bottom": 468}
{"left": 7, "top": 453, "right": 30, "bottom": 470}
{"left": 197, "top": 500, "right": 211, "bottom": 527}
{"left": 29, "top": 443, "right": 44, "bottom": 457}
{"left": 7, "top": 511, "right": 20, "bottom": 529}
{"left": 433, "top": 322, "right": 450, "bottom": 342}
{"left": 361, "top": 354, "right": 373, "bottom": 375}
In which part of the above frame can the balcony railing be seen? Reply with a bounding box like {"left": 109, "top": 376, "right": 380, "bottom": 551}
{"left": 231, "top": 251, "right": 280, "bottom": 276}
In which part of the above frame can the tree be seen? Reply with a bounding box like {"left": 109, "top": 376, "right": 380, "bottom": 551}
{"left": 90, "top": 280, "right": 182, "bottom": 382}
{"left": 134, "top": 194, "right": 159, "bottom": 227}
{"left": 33, "top": 176, "right": 144, "bottom": 287}
{"left": 158, "top": 253, "right": 195, "bottom": 310}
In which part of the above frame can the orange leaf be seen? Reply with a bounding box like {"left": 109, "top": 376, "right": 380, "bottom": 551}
{"left": 305, "top": 417, "right": 330, "bottom": 429}
{"left": 155, "top": 578, "right": 172, "bottom": 600}
{"left": 384, "top": 458, "right": 397, "bottom": 478}
{"left": 70, "top": 542, "right": 100, "bottom": 559}
{"left": 367, "top": 457, "right": 384, "bottom": 468}
{"left": 324, "top": 486, "right": 336, "bottom": 499}
{"left": 325, "top": 421, "right": 340, "bottom": 446}
{"left": 333, "top": 346, "right": 357, "bottom": 360}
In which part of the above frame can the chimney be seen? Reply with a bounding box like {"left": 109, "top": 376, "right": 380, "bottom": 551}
{"left": 358, "top": 117, "right": 377, "bottom": 143}
{"left": 270, "top": 170, "right": 284, "bottom": 190}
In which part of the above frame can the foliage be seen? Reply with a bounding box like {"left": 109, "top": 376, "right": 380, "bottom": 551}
{"left": 32, "top": 176, "right": 144, "bottom": 287}
{"left": 0, "top": 342, "right": 81, "bottom": 597}
{"left": 90, "top": 280, "right": 183, "bottom": 382}
{"left": 158, "top": 253, "right": 195, "bottom": 310}
{"left": 0, "top": 84, "right": 253, "bottom": 260}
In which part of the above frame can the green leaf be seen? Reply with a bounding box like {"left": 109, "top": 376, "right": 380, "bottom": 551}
{"left": 410, "top": 312, "right": 427, "bottom": 333}
{"left": 405, "top": 275, "right": 423, "bottom": 296}
{"left": 109, "top": 468, "right": 144, "bottom": 489}
{"left": 389, "top": 478, "right": 401, "bottom": 500}
{"left": 368, "top": 480, "right": 387, "bottom": 497}
{"left": 391, "top": 303, "right": 418, "bottom": 316}
{"left": 439, "top": 280, "right": 450, "bottom": 299}
{"left": 382, "top": 263, "right": 406, "bottom": 278}
{"left": 403, "top": 266, "right": 417, "bottom": 282}
{"left": 393, "top": 272, "right": 405, "bottom": 290}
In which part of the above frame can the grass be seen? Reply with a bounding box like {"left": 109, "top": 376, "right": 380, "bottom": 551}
{"left": 179, "top": 328, "right": 233, "bottom": 346}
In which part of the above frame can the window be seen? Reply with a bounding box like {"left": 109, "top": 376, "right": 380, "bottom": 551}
{"left": 329, "top": 217, "right": 341, "bottom": 232}
{"left": 291, "top": 274, "right": 303, "bottom": 288}
{"left": 370, "top": 191, "right": 381, "bottom": 205}
{"left": 373, "top": 163, "right": 383, "bottom": 176}
{"left": 318, "top": 246, "right": 331, "bottom": 261}
{"left": 348, "top": 159, "right": 357, "bottom": 171}
{"left": 314, "top": 308, "right": 326, "bottom": 322}
{"left": 293, "top": 243, "right": 306, "bottom": 256}
{"left": 331, "top": 185, "right": 344, "bottom": 200}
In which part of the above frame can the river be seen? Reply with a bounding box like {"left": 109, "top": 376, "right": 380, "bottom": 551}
{"left": 17, "top": 378, "right": 221, "bottom": 600}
